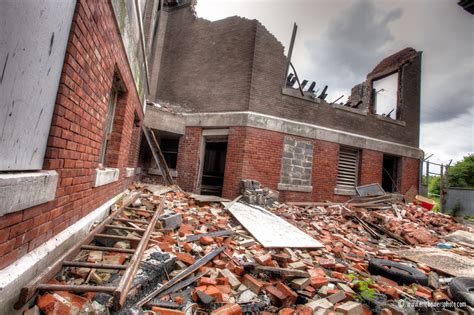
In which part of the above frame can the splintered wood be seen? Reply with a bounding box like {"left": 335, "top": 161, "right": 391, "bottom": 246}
{"left": 226, "top": 202, "right": 323, "bottom": 248}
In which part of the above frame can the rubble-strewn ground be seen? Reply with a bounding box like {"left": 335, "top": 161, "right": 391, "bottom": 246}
{"left": 27, "top": 184, "right": 474, "bottom": 315}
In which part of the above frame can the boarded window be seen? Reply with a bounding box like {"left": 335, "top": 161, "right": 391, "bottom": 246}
{"left": 336, "top": 147, "right": 359, "bottom": 189}
{"left": 372, "top": 72, "right": 398, "bottom": 119}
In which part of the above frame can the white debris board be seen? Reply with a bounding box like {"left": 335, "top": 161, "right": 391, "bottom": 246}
{"left": 226, "top": 202, "right": 323, "bottom": 248}
{"left": 396, "top": 247, "right": 474, "bottom": 277}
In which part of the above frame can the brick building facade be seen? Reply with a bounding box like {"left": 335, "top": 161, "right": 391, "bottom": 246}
{"left": 142, "top": 1, "right": 423, "bottom": 201}
{"left": 0, "top": 0, "right": 158, "bottom": 309}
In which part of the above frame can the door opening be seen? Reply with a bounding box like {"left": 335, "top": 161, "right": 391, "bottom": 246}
{"left": 200, "top": 139, "right": 228, "bottom": 196}
{"left": 382, "top": 155, "right": 399, "bottom": 193}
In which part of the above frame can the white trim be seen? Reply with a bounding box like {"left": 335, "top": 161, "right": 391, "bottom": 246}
{"left": 0, "top": 170, "right": 58, "bottom": 216}
{"left": 93, "top": 168, "right": 119, "bottom": 187}
{"left": 277, "top": 183, "right": 313, "bottom": 192}
{"left": 202, "top": 129, "right": 229, "bottom": 136}
{"left": 125, "top": 167, "right": 135, "bottom": 178}
{"left": 183, "top": 111, "right": 423, "bottom": 159}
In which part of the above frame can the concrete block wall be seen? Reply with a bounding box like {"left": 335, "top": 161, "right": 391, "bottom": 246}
{"left": 0, "top": 0, "right": 143, "bottom": 270}
{"left": 280, "top": 136, "right": 313, "bottom": 187}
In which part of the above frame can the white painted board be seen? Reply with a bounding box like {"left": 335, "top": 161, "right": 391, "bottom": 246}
{"left": 0, "top": 0, "right": 76, "bottom": 171}
{"left": 227, "top": 202, "right": 323, "bottom": 248}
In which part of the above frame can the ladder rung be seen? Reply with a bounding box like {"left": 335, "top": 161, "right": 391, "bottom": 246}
{"left": 114, "top": 218, "right": 149, "bottom": 224}
{"left": 81, "top": 245, "right": 135, "bottom": 254}
{"left": 37, "top": 284, "right": 117, "bottom": 293}
{"left": 63, "top": 261, "right": 127, "bottom": 270}
{"left": 105, "top": 225, "right": 145, "bottom": 232}
{"left": 95, "top": 234, "right": 141, "bottom": 241}
{"left": 125, "top": 207, "right": 155, "bottom": 214}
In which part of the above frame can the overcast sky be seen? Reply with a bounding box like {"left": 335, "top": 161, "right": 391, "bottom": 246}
{"left": 196, "top": 0, "right": 473, "bottom": 165}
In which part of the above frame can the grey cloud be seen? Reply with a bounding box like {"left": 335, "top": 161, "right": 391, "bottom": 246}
{"left": 422, "top": 68, "right": 473, "bottom": 123}
{"left": 303, "top": 0, "right": 403, "bottom": 99}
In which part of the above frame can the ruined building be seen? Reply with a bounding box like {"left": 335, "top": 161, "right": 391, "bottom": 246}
{"left": 142, "top": 1, "right": 423, "bottom": 202}
{"left": 0, "top": 0, "right": 422, "bottom": 311}
{"left": 0, "top": 0, "right": 157, "bottom": 309}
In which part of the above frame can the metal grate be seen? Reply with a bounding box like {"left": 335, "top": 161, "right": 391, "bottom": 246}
{"left": 336, "top": 147, "right": 359, "bottom": 189}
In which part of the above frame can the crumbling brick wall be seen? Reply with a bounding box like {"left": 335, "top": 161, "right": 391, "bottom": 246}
{"left": 0, "top": 0, "right": 143, "bottom": 270}
{"left": 152, "top": 7, "right": 422, "bottom": 148}
{"left": 154, "top": 7, "right": 256, "bottom": 112}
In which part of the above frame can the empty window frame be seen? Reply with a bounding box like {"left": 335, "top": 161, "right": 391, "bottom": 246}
{"left": 160, "top": 137, "right": 179, "bottom": 169}
{"left": 336, "top": 147, "right": 360, "bottom": 189}
{"left": 372, "top": 72, "right": 399, "bottom": 119}
{"left": 98, "top": 87, "right": 118, "bottom": 165}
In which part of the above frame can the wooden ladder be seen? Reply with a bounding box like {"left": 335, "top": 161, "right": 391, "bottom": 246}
{"left": 15, "top": 193, "right": 165, "bottom": 311}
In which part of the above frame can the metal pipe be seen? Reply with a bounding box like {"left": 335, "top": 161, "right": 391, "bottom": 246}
{"left": 283, "top": 23, "right": 298, "bottom": 87}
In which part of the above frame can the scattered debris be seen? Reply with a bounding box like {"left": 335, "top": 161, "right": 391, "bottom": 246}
{"left": 21, "top": 183, "right": 474, "bottom": 314}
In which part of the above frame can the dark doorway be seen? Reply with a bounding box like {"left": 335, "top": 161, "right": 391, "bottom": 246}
{"left": 200, "top": 140, "right": 228, "bottom": 196}
{"left": 382, "top": 155, "right": 399, "bottom": 193}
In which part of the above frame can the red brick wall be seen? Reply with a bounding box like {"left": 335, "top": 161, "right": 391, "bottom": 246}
{"left": 399, "top": 157, "right": 419, "bottom": 194}
{"left": 222, "top": 127, "right": 247, "bottom": 198}
{"left": 176, "top": 127, "right": 202, "bottom": 192}
{"left": 0, "top": 1, "right": 143, "bottom": 270}
{"left": 359, "top": 149, "right": 383, "bottom": 185}
{"left": 312, "top": 140, "right": 340, "bottom": 201}
{"left": 175, "top": 126, "right": 419, "bottom": 203}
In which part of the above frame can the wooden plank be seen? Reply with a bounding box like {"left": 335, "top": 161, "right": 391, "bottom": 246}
{"left": 226, "top": 202, "right": 323, "bottom": 248}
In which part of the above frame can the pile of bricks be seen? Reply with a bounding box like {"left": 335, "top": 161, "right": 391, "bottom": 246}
{"left": 240, "top": 179, "right": 279, "bottom": 207}
{"left": 27, "top": 185, "right": 474, "bottom": 314}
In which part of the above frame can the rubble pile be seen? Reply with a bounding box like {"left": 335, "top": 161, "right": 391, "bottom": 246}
{"left": 26, "top": 185, "right": 474, "bottom": 315}
{"left": 240, "top": 179, "right": 279, "bottom": 207}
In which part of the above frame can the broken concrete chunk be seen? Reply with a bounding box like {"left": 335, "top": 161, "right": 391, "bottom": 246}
{"left": 305, "top": 298, "right": 333, "bottom": 310}
{"left": 237, "top": 289, "right": 257, "bottom": 303}
{"left": 327, "top": 290, "right": 346, "bottom": 304}
{"left": 288, "top": 261, "right": 306, "bottom": 270}
{"left": 335, "top": 301, "right": 363, "bottom": 315}
{"left": 159, "top": 213, "right": 182, "bottom": 230}
{"left": 219, "top": 268, "right": 241, "bottom": 289}
{"left": 290, "top": 277, "right": 310, "bottom": 290}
